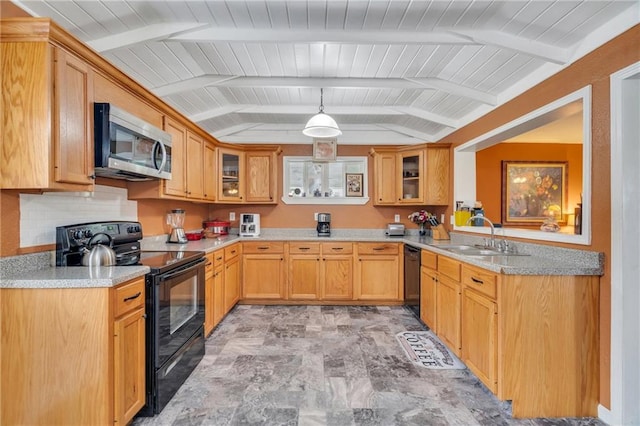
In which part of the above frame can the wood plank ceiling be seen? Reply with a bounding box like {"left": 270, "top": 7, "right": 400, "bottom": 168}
{"left": 15, "top": 0, "right": 640, "bottom": 145}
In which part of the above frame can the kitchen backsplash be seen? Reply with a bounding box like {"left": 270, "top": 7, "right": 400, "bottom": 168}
{"left": 20, "top": 185, "right": 137, "bottom": 247}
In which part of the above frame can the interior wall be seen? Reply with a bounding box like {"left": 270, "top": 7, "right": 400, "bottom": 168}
{"left": 475, "top": 143, "right": 583, "bottom": 227}
{"left": 439, "top": 24, "right": 640, "bottom": 410}
{"left": 0, "top": 1, "right": 30, "bottom": 18}
{"left": 208, "top": 144, "right": 447, "bottom": 231}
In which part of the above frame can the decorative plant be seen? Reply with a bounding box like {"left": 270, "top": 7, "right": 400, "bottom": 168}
{"left": 408, "top": 210, "right": 433, "bottom": 225}
{"left": 408, "top": 210, "right": 434, "bottom": 236}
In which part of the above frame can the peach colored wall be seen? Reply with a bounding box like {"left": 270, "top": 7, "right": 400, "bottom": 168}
{"left": 438, "top": 24, "right": 640, "bottom": 409}
{"left": 476, "top": 143, "right": 583, "bottom": 228}
{"left": 208, "top": 144, "right": 447, "bottom": 232}
{"left": 137, "top": 200, "right": 210, "bottom": 237}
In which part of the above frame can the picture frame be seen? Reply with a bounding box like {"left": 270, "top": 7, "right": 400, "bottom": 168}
{"left": 345, "top": 173, "right": 364, "bottom": 197}
{"left": 312, "top": 138, "right": 337, "bottom": 161}
{"left": 502, "top": 161, "right": 568, "bottom": 225}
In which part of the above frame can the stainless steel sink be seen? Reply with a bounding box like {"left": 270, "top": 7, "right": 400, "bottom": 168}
{"left": 436, "top": 244, "right": 529, "bottom": 257}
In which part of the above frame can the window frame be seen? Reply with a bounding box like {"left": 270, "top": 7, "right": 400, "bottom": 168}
{"left": 281, "top": 156, "right": 370, "bottom": 205}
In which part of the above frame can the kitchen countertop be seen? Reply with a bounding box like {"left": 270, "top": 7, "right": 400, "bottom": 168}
{"left": 0, "top": 265, "right": 150, "bottom": 289}
{"left": 0, "top": 228, "right": 603, "bottom": 289}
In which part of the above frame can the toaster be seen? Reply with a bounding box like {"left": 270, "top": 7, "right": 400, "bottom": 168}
{"left": 386, "top": 223, "right": 405, "bottom": 237}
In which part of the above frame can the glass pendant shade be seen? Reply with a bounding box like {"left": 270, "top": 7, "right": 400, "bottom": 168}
{"left": 303, "top": 88, "right": 341, "bottom": 138}
{"left": 303, "top": 112, "right": 342, "bottom": 138}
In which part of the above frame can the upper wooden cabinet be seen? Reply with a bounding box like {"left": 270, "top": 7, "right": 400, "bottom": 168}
{"left": 129, "top": 118, "right": 216, "bottom": 202}
{"left": 218, "top": 148, "right": 245, "bottom": 202}
{"left": 245, "top": 151, "right": 277, "bottom": 203}
{"left": 217, "top": 147, "right": 279, "bottom": 204}
{"left": 1, "top": 22, "right": 95, "bottom": 190}
{"left": 371, "top": 145, "right": 449, "bottom": 206}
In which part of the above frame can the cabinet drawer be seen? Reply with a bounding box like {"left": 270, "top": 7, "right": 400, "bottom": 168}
{"left": 212, "top": 249, "right": 224, "bottom": 268}
{"left": 225, "top": 244, "right": 241, "bottom": 260}
{"left": 438, "top": 256, "right": 461, "bottom": 281}
{"left": 243, "top": 241, "right": 284, "bottom": 254}
{"left": 357, "top": 243, "right": 399, "bottom": 255}
{"left": 114, "top": 277, "right": 145, "bottom": 318}
{"left": 322, "top": 242, "right": 353, "bottom": 255}
{"left": 205, "top": 252, "right": 215, "bottom": 278}
{"left": 289, "top": 242, "right": 320, "bottom": 254}
{"left": 462, "top": 265, "right": 497, "bottom": 299}
{"left": 421, "top": 250, "right": 437, "bottom": 270}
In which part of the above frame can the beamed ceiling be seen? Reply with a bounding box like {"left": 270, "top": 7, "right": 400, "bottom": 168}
{"left": 14, "top": 0, "right": 640, "bottom": 145}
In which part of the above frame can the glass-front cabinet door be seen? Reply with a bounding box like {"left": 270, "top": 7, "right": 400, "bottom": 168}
{"left": 398, "top": 149, "right": 424, "bottom": 204}
{"left": 218, "top": 148, "right": 244, "bottom": 202}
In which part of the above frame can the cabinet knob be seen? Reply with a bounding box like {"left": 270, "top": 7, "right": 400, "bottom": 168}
{"left": 89, "top": 174, "right": 96, "bottom": 180}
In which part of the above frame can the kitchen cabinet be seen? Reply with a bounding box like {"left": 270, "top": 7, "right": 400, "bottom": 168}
{"left": 370, "top": 146, "right": 449, "bottom": 206}
{"left": 245, "top": 151, "right": 277, "bottom": 203}
{"left": 289, "top": 243, "right": 321, "bottom": 300}
{"left": 0, "top": 276, "right": 146, "bottom": 425}
{"left": 425, "top": 250, "right": 599, "bottom": 418}
{"left": 218, "top": 148, "right": 244, "bottom": 202}
{"left": 1, "top": 24, "right": 95, "bottom": 190}
{"left": 321, "top": 243, "right": 354, "bottom": 300}
{"left": 113, "top": 278, "right": 146, "bottom": 425}
{"left": 242, "top": 242, "right": 286, "bottom": 299}
{"left": 203, "top": 142, "right": 217, "bottom": 201}
{"left": 212, "top": 249, "right": 225, "bottom": 327}
{"left": 204, "top": 252, "right": 215, "bottom": 336}
{"left": 355, "top": 243, "right": 402, "bottom": 300}
{"left": 420, "top": 249, "right": 438, "bottom": 330}
{"left": 223, "top": 243, "right": 242, "bottom": 314}
{"left": 461, "top": 271, "right": 498, "bottom": 393}
{"left": 163, "top": 117, "right": 187, "bottom": 197}
{"left": 435, "top": 256, "right": 461, "bottom": 356}
{"left": 425, "top": 146, "right": 450, "bottom": 205}
{"left": 185, "top": 130, "right": 205, "bottom": 199}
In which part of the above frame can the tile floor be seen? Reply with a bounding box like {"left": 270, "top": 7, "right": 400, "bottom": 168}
{"left": 133, "top": 305, "right": 606, "bottom": 426}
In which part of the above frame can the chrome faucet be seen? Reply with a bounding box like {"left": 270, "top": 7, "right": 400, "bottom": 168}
{"left": 465, "top": 215, "right": 496, "bottom": 248}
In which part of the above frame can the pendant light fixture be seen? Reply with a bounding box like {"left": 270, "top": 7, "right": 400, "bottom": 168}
{"left": 303, "top": 88, "right": 342, "bottom": 138}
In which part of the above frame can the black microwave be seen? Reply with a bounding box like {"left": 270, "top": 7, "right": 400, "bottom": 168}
{"left": 94, "top": 103, "right": 172, "bottom": 181}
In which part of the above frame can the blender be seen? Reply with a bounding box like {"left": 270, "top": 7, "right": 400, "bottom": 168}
{"left": 167, "top": 209, "right": 188, "bottom": 243}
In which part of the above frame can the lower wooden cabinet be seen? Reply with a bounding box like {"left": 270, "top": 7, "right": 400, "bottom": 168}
{"left": 0, "top": 277, "right": 146, "bottom": 425}
{"left": 321, "top": 254, "right": 353, "bottom": 300}
{"left": 420, "top": 265, "right": 438, "bottom": 330}
{"left": 223, "top": 244, "right": 241, "bottom": 314}
{"left": 289, "top": 243, "right": 321, "bottom": 299}
{"left": 355, "top": 243, "right": 401, "bottom": 301}
{"left": 435, "top": 274, "right": 461, "bottom": 356}
{"left": 242, "top": 242, "right": 285, "bottom": 299}
{"left": 461, "top": 286, "right": 498, "bottom": 393}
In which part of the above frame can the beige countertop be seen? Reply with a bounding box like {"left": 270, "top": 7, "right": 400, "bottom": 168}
{"left": 0, "top": 228, "right": 603, "bottom": 289}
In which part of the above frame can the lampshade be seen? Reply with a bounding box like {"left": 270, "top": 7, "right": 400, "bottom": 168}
{"left": 303, "top": 88, "right": 342, "bottom": 138}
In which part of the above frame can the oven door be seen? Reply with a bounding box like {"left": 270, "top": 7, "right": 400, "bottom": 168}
{"left": 152, "top": 258, "right": 205, "bottom": 367}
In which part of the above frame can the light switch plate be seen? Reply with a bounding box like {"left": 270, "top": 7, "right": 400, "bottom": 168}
{"left": 394, "top": 214, "right": 400, "bottom": 222}
{"left": 229, "top": 212, "right": 236, "bottom": 221}
{"left": 314, "top": 212, "right": 318, "bottom": 221}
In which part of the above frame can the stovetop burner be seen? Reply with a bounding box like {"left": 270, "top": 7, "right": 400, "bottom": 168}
{"left": 138, "top": 251, "right": 205, "bottom": 274}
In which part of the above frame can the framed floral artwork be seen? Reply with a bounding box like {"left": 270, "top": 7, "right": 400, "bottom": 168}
{"left": 312, "top": 138, "right": 337, "bottom": 161}
{"left": 501, "top": 161, "right": 567, "bottom": 225}
{"left": 345, "top": 173, "right": 363, "bottom": 197}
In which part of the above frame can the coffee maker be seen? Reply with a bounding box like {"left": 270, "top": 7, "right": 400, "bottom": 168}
{"left": 167, "top": 209, "right": 188, "bottom": 243}
{"left": 316, "top": 213, "right": 331, "bottom": 237}
{"left": 239, "top": 213, "right": 261, "bottom": 237}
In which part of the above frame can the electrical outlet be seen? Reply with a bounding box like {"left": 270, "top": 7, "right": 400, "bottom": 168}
{"left": 314, "top": 212, "right": 319, "bottom": 221}
{"left": 394, "top": 214, "right": 400, "bottom": 222}
{"left": 229, "top": 212, "right": 236, "bottom": 221}
{"left": 441, "top": 214, "right": 445, "bottom": 224}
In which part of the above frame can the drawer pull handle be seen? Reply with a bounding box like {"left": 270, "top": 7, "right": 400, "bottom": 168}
{"left": 373, "top": 247, "right": 386, "bottom": 251}
{"left": 471, "top": 277, "right": 484, "bottom": 285}
{"left": 257, "top": 246, "right": 270, "bottom": 250}
{"left": 205, "top": 262, "right": 213, "bottom": 266}
{"left": 331, "top": 247, "right": 344, "bottom": 251}
{"left": 298, "top": 247, "right": 310, "bottom": 250}
{"left": 216, "top": 256, "right": 223, "bottom": 261}
{"left": 123, "top": 292, "right": 142, "bottom": 302}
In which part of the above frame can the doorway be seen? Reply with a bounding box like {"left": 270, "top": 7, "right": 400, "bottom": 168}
{"left": 606, "top": 61, "right": 640, "bottom": 425}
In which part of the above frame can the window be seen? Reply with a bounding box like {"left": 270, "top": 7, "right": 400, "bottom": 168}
{"left": 282, "top": 156, "right": 369, "bottom": 205}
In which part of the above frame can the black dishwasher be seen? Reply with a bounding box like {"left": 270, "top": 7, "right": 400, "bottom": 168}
{"left": 404, "top": 245, "right": 421, "bottom": 318}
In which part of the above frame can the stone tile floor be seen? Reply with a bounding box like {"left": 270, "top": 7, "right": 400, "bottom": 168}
{"left": 133, "top": 305, "right": 606, "bottom": 426}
